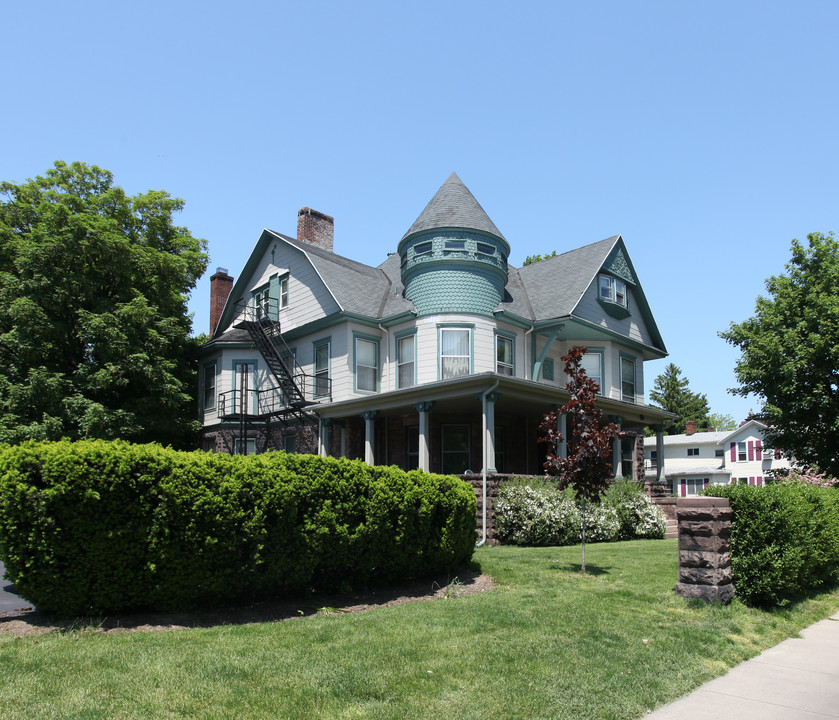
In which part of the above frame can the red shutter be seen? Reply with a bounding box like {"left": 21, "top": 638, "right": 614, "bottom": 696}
{"left": 775, "top": 449, "right": 781, "bottom": 460}
{"left": 680, "top": 479, "right": 687, "bottom": 497}
{"left": 748, "top": 441, "right": 754, "bottom": 461}
{"left": 757, "top": 476, "right": 763, "bottom": 486}
{"left": 731, "top": 442, "right": 736, "bottom": 461}
{"left": 755, "top": 440, "right": 762, "bottom": 459}
{"left": 749, "top": 477, "right": 755, "bottom": 485}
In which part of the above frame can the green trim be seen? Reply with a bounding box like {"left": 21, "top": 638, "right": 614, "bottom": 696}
{"left": 437, "top": 324, "right": 475, "bottom": 381}
{"left": 201, "top": 362, "right": 218, "bottom": 411}
{"left": 583, "top": 347, "right": 606, "bottom": 396}
{"left": 533, "top": 328, "right": 560, "bottom": 381}
{"left": 353, "top": 332, "right": 381, "bottom": 394}
{"left": 492, "top": 310, "right": 533, "bottom": 330}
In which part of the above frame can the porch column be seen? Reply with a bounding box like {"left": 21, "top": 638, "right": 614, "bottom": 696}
{"left": 339, "top": 424, "right": 348, "bottom": 458}
{"left": 654, "top": 424, "right": 665, "bottom": 482}
{"left": 480, "top": 392, "right": 501, "bottom": 473}
{"left": 319, "top": 418, "right": 334, "bottom": 458}
{"left": 361, "top": 410, "right": 378, "bottom": 465}
{"left": 610, "top": 415, "right": 624, "bottom": 478}
{"left": 554, "top": 407, "right": 567, "bottom": 459}
{"left": 414, "top": 401, "right": 433, "bottom": 472}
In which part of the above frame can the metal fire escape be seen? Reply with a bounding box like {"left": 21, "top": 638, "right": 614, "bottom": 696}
{"left": 218, "top": 298, "right": 330, "bottom": 452}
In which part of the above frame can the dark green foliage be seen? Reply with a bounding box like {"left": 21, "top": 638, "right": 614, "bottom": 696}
{"left": 720, "top": 232, "right": 839, "bottom": 476}
{"left": 648, "top": 364, "right": 711, "bottom": 435}
{"left": 522, "top": 250, "right": 557, "bottom": 266}
{"left": 704, "top": 483, "right": 839, "bottom": 607}
{"left": 0, "top": 161, "right": 209, "bottom": 448}
{"left": 0, "top": 441, "right": 476, "bottom": 615}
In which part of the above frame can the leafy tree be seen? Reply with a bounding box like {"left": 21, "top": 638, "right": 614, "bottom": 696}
{"left": 707, "top": 412, "right": 737, "bottom": 432}
{"left": 0, "top": 161, "right": 208, "bottom": 447}
{"left": 522, "top": 250, "right": 557, "bottom": 266}
{"left": 720, "top": 232, "right": 839, "bottom": 476}
{"left": 648, "top": 363, "right": 711, "bottom": 434}
{"left": 540, "top": 346, "right": 621, "bottom": 571}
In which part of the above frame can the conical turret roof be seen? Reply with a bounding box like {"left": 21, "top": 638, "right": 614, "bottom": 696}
{"left": 401, "top": 172, "right": 506, "bottom": 242}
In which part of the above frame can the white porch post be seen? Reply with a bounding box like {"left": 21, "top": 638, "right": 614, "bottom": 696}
{"left": 414, "top": 401, "right": 433, "bottom": 472}
{"left": 317, "top": 417, "right": 327, "bottom": 457}
{"left": 655, "top": 426, "right": 665, "bottom": 482}
{"left": 557, "top": 411, "right": 567, "bottom": 459}
{"left": 361, "top": 410, "right": 377, "bottom": 465}
{"left": 483, "top": 392, "right": 500, "bottom": 473}
{"left": 339, "top": 425, "right": 348, "bottom": 458}
{"left": 611, "top": 415, "right": 624, "bottom": 478}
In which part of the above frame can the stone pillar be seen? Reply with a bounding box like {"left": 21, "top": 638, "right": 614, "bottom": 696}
{"left": 675, "top": 497, "right": 734, "bottom": 604}
{"left": 361, "top": 410, "right": 377, "bottom": 465}
{"left": 414, "top": 401, "right": 433, "bottom": 472}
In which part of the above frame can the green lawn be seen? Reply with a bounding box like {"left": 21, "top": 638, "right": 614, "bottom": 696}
{"left": 2, "top": 540, "right": 838, "bottom": 720}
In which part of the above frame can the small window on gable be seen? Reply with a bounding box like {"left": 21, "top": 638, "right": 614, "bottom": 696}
{"left": 599, "top": 275, "right": 613, "bottom": 300}
{"left": 614, "top": 279, "right": 627, "bottom": 307}
{"left": 598, "top": 274, "right": 629, "bottom": 314}
{"left": 414, "top": 242, "right": 432, "bottom": 255}
{"left": 279, "top": 275, "right": 289, "bottom": 308}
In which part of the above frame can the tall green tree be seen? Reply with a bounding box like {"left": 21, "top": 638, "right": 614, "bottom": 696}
{"left": 0, "top": 161, "right": 208, "bottom": 447}
{"left": 721, "top": 232, "right": 839, "bottom": 476}
{"left": 541, "top": 346, "right": 621, "bottom": 572}
{"left": 648, "top": 363, "right": 711, "bottom": 435}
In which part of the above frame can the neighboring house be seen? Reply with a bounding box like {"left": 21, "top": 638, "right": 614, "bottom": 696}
{"left": 644, "top": 419, "right": 792, "bottom": 496}
{"left": 198, "top": 172, "right": 674, "bottom": 479}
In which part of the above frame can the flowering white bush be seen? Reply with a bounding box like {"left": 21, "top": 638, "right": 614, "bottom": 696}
{"left": 582, "top": 503, "right": 620, "bottom": 542}
{"left": 495, "top": 485, "right": 580, "bottom": 546}
{"left": 495, "top": 479, "right": 667, "bottom": 546}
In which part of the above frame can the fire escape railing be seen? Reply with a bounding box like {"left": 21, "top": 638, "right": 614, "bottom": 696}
{"left": 218, "top": 298, "right": 331, "bottom": 422}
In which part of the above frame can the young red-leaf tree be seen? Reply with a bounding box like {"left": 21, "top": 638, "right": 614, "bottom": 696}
{"left": 540, "top": 346, "right": 622, "bottom": 572}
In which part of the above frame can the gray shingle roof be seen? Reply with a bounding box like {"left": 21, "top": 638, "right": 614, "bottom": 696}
{"left": 268, "top": 231, "right": 414, "bottom": 319}
{"left": 401, "top": 172, "right": 506, "bottom": 242}
{"left": 515, "top": 235, "right": 620, "bottom": 319}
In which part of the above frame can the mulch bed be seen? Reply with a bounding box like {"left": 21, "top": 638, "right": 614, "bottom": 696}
{"left": 0, "top": 569, "right": 494, "bottom": 638}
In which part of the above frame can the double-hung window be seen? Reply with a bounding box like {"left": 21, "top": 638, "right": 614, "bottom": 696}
{"left": 253, "top": 285, "right": 271, "bottom": 320}
{"left": 496, "top": 335, "right": 514, "bottom": 376}
{"left": 621, "top": 357, "right": 636, "bottom": 403}
{"left": 397, "top": 334, "right": 416, "bottom": 388}
{"left": 314, "top": 341, "right": 330, "bottom": 398}
{"left": 581, "top": 352, "right": 603, "bottom": 394}
{"left": 440, "top": 327, "right": 471, "bottom": 379}
{"left": 598, "top": 274, "right": 628, "bottom": 309}
{"left": 737, "top": 442, "right": 747, "bottom": 462}
{"left": 202, "top": 363, "right": 216, "bottom": 411}
{"left": 355, "top": 337, "right": 379, "bottom": 392}
{"left": 441, "top": 424, "right": 470, "bottom": 475}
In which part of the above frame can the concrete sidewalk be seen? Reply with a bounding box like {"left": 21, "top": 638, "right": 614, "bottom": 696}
{"left": 645, "top": 611, "right": 839, "bottom": 719}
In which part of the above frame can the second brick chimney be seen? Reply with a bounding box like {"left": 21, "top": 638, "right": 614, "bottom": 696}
{"left": 297, "top": 207, "right": 334, "bottom": 252}
{"left": 685, "top": 420, "right": 698, "bottom": 436}
{"left": 210, "top": 267, "right": 233, "bottom": 336}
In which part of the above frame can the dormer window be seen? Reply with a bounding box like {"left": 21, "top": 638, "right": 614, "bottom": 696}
{"left": 597, "top": 274, "right": 630, "bottom": 318}
{"left": 414, "top": 242, "right": 432, "bottom": 256}
{"left": 599, "top": 274, "right": 627, "bottom": 308}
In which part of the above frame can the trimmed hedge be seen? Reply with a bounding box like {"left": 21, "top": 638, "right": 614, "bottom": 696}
{"left": 0, "top": 441, "right": 476, "bottom": 615}
{"left": 703, "top": 483, "right": 839, "bottom": 607}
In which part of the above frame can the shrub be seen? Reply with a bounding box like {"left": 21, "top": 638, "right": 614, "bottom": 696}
{"left": 494, "top": 485, "right": 580, "bottom": 546}
{"left": 603, "top": 478, "right": 667, "bottom": 540}
{"left": 494, "top": 479, "right": 663, "bottom": 546}
{"left": 703, "top": 483, "right": 839, "bottom": 607}
{"left": 0, "top": 441, "right": 476, "bottom": 615}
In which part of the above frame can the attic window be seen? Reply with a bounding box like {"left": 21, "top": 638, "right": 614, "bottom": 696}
{"left": 477, "top": 242, "right": 495, "bottom": 256}
{"left": 414, "top": 242, "right": 432, "bottom": 256}
{"left": 444, "top": 240, "right": 466, "bottom": 251}
{"left": 597, "top": 274, "right": 630, "bottom": 318}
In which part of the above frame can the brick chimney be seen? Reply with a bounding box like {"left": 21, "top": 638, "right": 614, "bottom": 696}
{"left": 685, "top": 420, "right": 697, "bottom": 436}
{"left": 209, "top": 267, "right": 233, "bottom": 336}
{"left": 297, "top": 207, "right": 334, "bottom": 252}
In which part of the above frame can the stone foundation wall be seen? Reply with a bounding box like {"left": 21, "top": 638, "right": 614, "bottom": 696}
{"left": 675, "top": 497, "right": 734, "bottom": 604}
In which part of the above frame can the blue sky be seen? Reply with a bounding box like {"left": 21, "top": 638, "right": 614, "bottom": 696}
{"left": 3, "top": 0, "right": 837, "bottom": 424}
